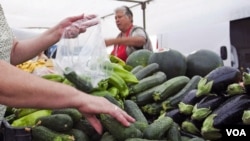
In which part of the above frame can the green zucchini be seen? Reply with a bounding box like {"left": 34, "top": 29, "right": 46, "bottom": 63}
{"left": 129, "top": 71, "right": 167, "bottom": 95}
{"left": 131, "top": 65, "right": 144, "bottom": 74}
{"left": 143, "top": 116, "right": 173, "bottom": 140}
{"left": 153, "top": 76, "right": 190, "bottom": 102}
{"left": 131, "top": 84, "right": 162, "bottom": 106}
{"left": 100, "top": 114, "right": 143, "bottom": 141}
{"left": 36, "top": 114, "right": 73, "bottom": 132}
{"left": 162, "top": 75, "right": 201, "bottom": 111}
{"left": 124, "top": 100, "right": 148, "bottom": 124}
{"left": 134, "top": 63, "right": 159, "bottom": 80}
{"left": 142, "top": 102, "right": 163, "bottom": 116}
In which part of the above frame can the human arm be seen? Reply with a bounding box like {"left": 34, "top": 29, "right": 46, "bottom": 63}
{"left": 105, "top": 36, "right": 146, "bottom": 47}
{"left": 0, "top": 60, "right": 134, "bottom": 134}
{"left": 10, "top": 14, "right": 98, "bottom": 65}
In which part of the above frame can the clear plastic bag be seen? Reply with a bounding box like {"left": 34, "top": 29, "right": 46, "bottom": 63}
{"left": 54, "top": 17, "right": 112, "bottom": 88}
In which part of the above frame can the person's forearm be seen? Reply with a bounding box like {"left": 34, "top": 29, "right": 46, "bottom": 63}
{"left": 105, "top": 36, "right": 145, "bottom": 48}
{"left": 0, "top": 60, "right": 84, "bottom": 109}
{"left": 11, "top": 26, "right": 62, "bottom": 65}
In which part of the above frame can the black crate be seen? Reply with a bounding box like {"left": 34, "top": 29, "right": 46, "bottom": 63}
{"left": 0, "top": 120, "right": 32, "bottom": 141}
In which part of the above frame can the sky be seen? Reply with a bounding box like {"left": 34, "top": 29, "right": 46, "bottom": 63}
{"left": 1, "top": 0, "right": 250, "bottom": 38}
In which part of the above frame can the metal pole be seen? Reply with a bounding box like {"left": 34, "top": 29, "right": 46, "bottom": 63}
{"left": 141, "top": 2, "right": 146, "bottom": 30}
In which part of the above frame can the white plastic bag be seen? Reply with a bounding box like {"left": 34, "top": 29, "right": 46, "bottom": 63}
{"left": 54, "top": 18, "right": 112, "bottom": 88}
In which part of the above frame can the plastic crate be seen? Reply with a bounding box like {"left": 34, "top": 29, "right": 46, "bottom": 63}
{"left": 0, "top": 120, "right": 32, "bottom": 141}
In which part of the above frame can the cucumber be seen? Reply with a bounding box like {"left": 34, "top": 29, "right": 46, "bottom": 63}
{"left": 100, "top": 132, "right": 117, "bottom": 141}
{"left": 36, "top": 113, "right": 73, "bottom": 132}
{"left": 166, "top": 122, "right": 182, "bottom": 141}
{"left": 153, "top": 76, "right": 190, "bottom": 102}
{"left": 162, "top": 75, "right": 201, "bottom": 110}
{"left": 143, "top": 116, "right": 173, "bottom": 140}
{"left": 73, "top": 118, "right": 98, "bottom": 137}
{"left": 129, "top": 71, "right": 167, "bottom": 95}
{"left": 100, "top": 114, "right": 143, "bottom": 141}
{"left": 63, "top": 128, "right": 90, "bottom": 141}
{"left": 124, "top": 100, "right": 148, "bottom": 124}
{"left": 32, "top": 125, "right": 74, "bottom": 141}
{"left": 52, "top": 108, "right": 82, "bottom": 123}
{"left": 63, "top": 67, "right": 93, "bottom": 93}
{"left": 134, "top": 63, "right": 159, "bottom": 80}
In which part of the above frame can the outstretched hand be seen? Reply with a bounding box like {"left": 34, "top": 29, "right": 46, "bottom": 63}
{"left": 64, "top": 14, "right": 99, "bottom": 38}
{"left": 77, "top": 96, "right": 135, "bottom": 134}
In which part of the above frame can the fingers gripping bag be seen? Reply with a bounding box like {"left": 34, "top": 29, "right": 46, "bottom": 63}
{"left": 54, "top": 17, "right": 112, "bottom": 93}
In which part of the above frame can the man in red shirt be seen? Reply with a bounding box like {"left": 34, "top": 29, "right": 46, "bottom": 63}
{"left": 105, "top": 6, "right": 152, "bottom": 61}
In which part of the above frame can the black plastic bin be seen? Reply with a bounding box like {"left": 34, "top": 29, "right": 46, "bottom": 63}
{"left": 0, "top": 120, "right": 32, "bottom": 141}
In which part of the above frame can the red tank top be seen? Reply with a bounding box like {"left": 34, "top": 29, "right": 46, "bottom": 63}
{"left": 111, "top": 25, "right": 133, "bottom": 61}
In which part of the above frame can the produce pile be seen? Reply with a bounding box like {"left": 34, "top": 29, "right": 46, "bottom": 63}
{"left": 4, "top": 49, "right": 250, "bottom": 141}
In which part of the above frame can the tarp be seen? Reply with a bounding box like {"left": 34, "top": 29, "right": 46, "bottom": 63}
{"left": 1, "top": 0, "right": 250, "bottom": 38}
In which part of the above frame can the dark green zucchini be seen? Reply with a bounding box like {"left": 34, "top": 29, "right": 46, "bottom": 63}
{"left": 162, "top": 75, "right": 201, "bottom": 110}
{"left": 131, "top": 84, "right": 162, "bottom": 106}
{"left": 205, "top": 66, "right": 241, "bottom": 94}
{"left": 131, "top": 65, "right": 144, "bottom": 74}
{"left": 153, "top": 76, "right": 190, "bottom": 102}
{"left": 201, "top": 94, "right": 250, "bottom": 140}
{"left": 142, "top": 102, "right": 163, "bottom": 116}
{"left": 134, "top": 63, "right": 159, "bottom": 80}
{"left": 129, "top": 71, "right": 167, "bottom": 95}
{"left": 191, "top": 94, "right": 226, "bottom": 121}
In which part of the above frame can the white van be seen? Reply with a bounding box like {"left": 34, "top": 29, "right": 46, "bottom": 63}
{"left": 156, "top": 17, "right": 250, "bottom": 72}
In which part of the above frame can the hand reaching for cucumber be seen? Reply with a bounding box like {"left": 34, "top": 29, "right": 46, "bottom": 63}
{"left": 77, "top": 95, "right": 135, "bottom": 134}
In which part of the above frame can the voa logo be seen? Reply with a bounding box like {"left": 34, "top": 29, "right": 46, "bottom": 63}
{"left": 226, "top": 129, "right": 246, "bottom": 136}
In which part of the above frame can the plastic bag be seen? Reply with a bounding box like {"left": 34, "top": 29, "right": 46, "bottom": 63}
{"left": 54, "top": 17, "right": 112, "bottom": 88}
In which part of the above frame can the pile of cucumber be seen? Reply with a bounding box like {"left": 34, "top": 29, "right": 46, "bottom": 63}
{"left": 5, "top": 55, "right": 250, "bottom": 141}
